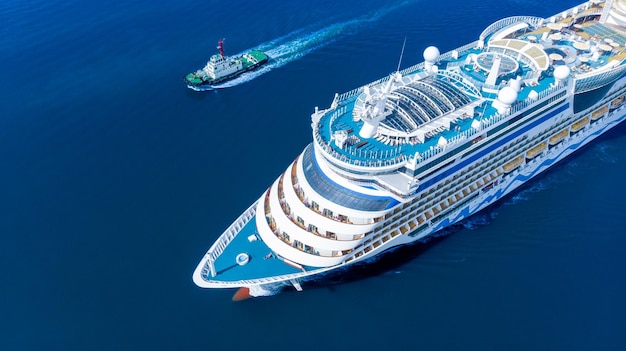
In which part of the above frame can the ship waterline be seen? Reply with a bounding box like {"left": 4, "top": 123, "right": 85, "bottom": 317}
{"left": 194, "top": 0, "right": 626, "bottom": 297}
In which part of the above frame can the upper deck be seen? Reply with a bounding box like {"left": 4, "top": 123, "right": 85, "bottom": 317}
{"left": 312, "top": 0, "right": 626, "bottom": 177}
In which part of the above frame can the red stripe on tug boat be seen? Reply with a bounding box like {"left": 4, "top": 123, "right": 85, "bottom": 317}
{"left": 232, "top": 287, "right": 252, "bottom": 301}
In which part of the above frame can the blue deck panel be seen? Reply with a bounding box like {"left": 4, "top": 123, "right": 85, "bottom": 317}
{"left": 319, "top": 104, "right": 482, "bottom": 164}
{"left": 211, "top": 215, "right": 317, "bottom": 282}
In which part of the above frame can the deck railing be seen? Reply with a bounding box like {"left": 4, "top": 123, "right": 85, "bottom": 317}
{"left": 479, "top": 16, "right": 544, "bottom": 41}
{"left": 313, "top": 129, "right": 408, "bottom": 168}
{"left": 575, "top": 63, "right": 626, "bottom": 93}
{"left": 202, "top": 201, "right": 258, "bottom": 277}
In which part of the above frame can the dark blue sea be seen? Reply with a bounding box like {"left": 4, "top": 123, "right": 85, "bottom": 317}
{"left": 2, "top": 0, "right": 626, "bottom": 349}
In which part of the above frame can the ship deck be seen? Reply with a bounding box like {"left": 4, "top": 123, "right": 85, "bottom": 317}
{"left": 207, "top": 214, "right": 318, "bottom": 283}
{"left": 317, "top": 71, "right": 556, "bottom": 166}
{"left": 314, "top": 5, "right": 626, "bottom": 170}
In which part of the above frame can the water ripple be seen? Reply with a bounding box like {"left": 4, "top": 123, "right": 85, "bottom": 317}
{"left": 190, "top": 0, "right": 419, "bottom": 90}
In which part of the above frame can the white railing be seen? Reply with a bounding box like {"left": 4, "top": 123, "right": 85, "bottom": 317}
{"left": 201, "top": 265, "right": 325, "bottom": 287}
{"left": 574, "top": 63, "right": 626, "bottom": 93}
{"left": 479, "top": 16, "right": 544, "bottom": 41}
{"left": 410, "top": 83, "right": 567, "bottom": 165}
{"left": 313, "top": 130, "right": 408, "bottom": 168}
{"left": 205, "top": 201, "right": 258, "bottom": 263}
{"left": 438, "top": 69, "right": 482, "bottom": 98}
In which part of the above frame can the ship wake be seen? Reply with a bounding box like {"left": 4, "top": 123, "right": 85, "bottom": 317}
{"left": 191, "top": 0, "right": 416, "bottom": 91}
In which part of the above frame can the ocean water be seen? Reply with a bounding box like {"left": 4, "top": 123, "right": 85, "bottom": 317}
{"left": 2, "top": 0, "right": 626, "bottom": 350}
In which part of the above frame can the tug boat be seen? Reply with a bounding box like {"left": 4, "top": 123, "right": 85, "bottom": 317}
{"left": 185, "top": 39, "right": 268, "bottom": 87}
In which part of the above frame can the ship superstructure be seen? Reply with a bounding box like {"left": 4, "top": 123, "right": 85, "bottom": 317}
{"left": 193, "top": 0, "right": 626, "bottom": 298}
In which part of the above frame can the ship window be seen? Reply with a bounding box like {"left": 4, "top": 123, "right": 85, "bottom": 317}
{"left": 302, "top": 146, "right": 395, "bottom": 211}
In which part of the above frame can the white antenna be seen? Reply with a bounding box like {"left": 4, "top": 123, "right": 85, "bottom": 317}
{"left": 396, "top": 37, "right": 407, "bottom": 72}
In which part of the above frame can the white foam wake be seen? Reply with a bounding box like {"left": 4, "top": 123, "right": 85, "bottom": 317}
{"left": 192, "top": 1, "right": 415, "bottom": 90}
{"left": 248, "top": 283, "right": 283, "bottom": 297}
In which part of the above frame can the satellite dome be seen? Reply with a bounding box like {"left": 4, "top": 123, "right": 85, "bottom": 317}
{"left": 423, "top": 46, "right": 440, "bottom": 62}
{"left": 553, "top": 65, "right": 570, "bottom": 80}
{"left": 498, "top": 86, "right": 518, "bottom": 105}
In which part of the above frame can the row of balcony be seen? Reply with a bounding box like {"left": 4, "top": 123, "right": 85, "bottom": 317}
{"left": 276, "top": 174, "right": 367, "bottom": 242}
{"left": 264, "top": 193, "right": 353, "bottom": 258}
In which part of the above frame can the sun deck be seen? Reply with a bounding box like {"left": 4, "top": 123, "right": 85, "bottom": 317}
{"left": 313, "top": 5, "right": 626, "bottom": 171}
{"left": 314, "top": 71, "right": 558, "bottom": 170}
{"left": 318, "top": 103, "right": 480, "bottom": 163}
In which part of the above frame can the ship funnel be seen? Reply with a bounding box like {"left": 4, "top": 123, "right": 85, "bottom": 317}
{"left": 357, "top": 72, "right": 399, "bottom": 138}
{"left": 359, "top": 120, "right": 380, "bottom": 138}
{"left": 358, "top": 94, "right": 386, "bottom": 138}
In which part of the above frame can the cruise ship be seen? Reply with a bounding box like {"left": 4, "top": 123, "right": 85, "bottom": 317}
{"left": 193, "top": 0, "right": 626, "bottom": 299}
